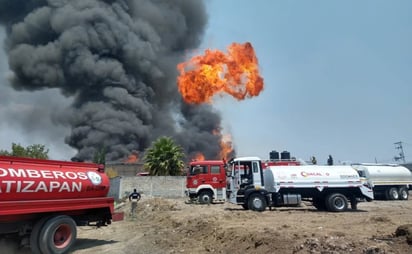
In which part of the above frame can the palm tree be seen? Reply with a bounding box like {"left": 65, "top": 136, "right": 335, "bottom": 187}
{"left": 143, "top": 136, "right": 185, "bottom": 176}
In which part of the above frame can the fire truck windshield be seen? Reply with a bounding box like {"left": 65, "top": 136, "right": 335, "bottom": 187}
{"left": 190, "top": 165, "right": 207, "bottom": 175}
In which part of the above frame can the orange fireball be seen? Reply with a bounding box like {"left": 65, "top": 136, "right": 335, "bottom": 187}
{"left": 177, "top": 42, "right": 264, "bottom": 104}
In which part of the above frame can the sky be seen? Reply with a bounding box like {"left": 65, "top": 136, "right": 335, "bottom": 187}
{"left": 1, "top": 0, "right": 411, "bottom": 164}
{"left": 203, "top": 0, "right": 412, "bottom": 164}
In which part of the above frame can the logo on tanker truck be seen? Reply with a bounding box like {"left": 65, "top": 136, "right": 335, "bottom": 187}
{"left": 301, "top": 171, "right": 323, "bottom": 177}
{"left": 0, "top": 167, "right": 103, "bottom": 193}
{"left": 87, "top": 171, "right": 102, "bottom": 185}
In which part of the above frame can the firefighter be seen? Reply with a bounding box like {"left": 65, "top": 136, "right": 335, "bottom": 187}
{"left": 129, "top": 188, "right": 141, "bottom": 217}
{"left": 311, "top": 156, "right": 317, "bottom": 165}
{"left": 327, "top": 155, "right": 334, "bottom": 166}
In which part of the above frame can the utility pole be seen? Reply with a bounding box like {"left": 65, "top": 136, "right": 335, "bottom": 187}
{"left": 394, "top": 141, "right": 406, "bottom": 163}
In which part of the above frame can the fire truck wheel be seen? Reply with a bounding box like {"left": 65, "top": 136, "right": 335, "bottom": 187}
{"left": 248, "top": 193, "right": 267, "bottom": 212}
{"left": 30, "top": 216, "right": 52, "bottom": 254}
{"left": 399, "top": 187, "right": 409, "bottom": 200}
{"left": 386, "top": 187, "right": 399, "bottom": 200}
{"left": 198, "top": 191, "right": 213, "bottom": 204}
{"left": 325, "top": 193, "right": 348, "bottom": 212}
{"left": 39, "top": 215, "right": 77, "bottom": 254}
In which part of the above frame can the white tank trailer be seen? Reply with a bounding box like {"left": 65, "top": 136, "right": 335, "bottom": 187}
{"left": 352, "top": 164, "right": 412, "bottom": 200}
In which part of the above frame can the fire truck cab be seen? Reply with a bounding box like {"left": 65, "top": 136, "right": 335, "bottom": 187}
{"left": 185, "top": 160, "right": 227, "bottom": 204}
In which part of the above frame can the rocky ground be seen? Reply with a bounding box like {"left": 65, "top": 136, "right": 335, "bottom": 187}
{"left": 3, "top": 196, "right": 412, "bottom": 254}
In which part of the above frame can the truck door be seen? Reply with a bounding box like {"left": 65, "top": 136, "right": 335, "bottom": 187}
{"left": 211, "top": 165, "right": 226, "bottom": 189}
{"left": 203, "top": 164, "right": 225, "bottom": 189}
{"left": 188, "top": 165, "right": 208, "bottom": 188}
{"left": 252, "top": 160, "right": 262, "bottom": 187}
{"left": 227, "top": 162, "right": 240, "bottom": 203}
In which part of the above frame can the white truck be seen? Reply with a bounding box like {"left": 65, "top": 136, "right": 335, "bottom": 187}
{"left": 226, "top": 157, "right": 374, "bottom": 212}
{"left": 352, "top": 163, "right": 412, "bottom": 200}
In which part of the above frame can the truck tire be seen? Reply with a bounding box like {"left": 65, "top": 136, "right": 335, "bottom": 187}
{"left": 39, "top": 215, "right": 77, "bottom": 254}
{"left": 248, "top": 193, "right": 267, "bottom": 212}
{"left": 30, "top": 216, "right": 52, "bottom": 254}
{"left": 386, "top": 187, "right": 399, "bottom": 200}
{"left": 325, "top": 193, "right": 348, "bottom": 212}
{"left": 399, "top": 187, "right": 409, "bottom": 200}
{"left": 198, "top": 190, "right": 213, "bottom": 204}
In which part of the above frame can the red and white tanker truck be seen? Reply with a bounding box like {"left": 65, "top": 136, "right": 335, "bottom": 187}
{"left": 227, "top": 157, "right": 374, "bottom": 212}
{"left": 0, "top": 155, "right": 123, "bottom": 254}
{"left": 186, "top": 157, "right": 374, "bottom": 212}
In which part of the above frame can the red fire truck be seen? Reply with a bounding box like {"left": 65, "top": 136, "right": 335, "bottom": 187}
{"left": 185, "top": 160, "right": 227, "bottom": 204}
{"left": 0, "top": 155, "right": 123, "bottom": 254}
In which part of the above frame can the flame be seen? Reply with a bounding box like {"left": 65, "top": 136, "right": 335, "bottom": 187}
{"left": 124, "top": 152, "right": 139, "bottom": 163}
{"left": 177, "top": 42, "right": 264, "bottom": 104}
{"left": 219, "top": 134, "right": 233, "bottom": 161}
{"left": 190, "top": 133, "right": 233, "bottom": 161}
{"left": 193, "top": 152, "right": 205, "bottom": 161}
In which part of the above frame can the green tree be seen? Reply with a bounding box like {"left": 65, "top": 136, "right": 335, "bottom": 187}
{"left": 0, "top": 143, "right": 49, "bottom": 159}
{"left": 93, "top": 146, "right": 106, "bottom": 164}
{"left": 143, "top": 136, "right": 185, "bottom": 176}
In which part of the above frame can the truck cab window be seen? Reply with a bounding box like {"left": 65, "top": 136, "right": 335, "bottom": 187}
{"left": 211, "top": 165, "right": 220, "bottom": 174}
{"left": 191, "top": 165, "right": 207, "bottom": 175}
{"left": 252, "top": 161, "right": 259, "bottom": 173}
{"left": 357, "top": 170, "right": 366, "bottom": 178}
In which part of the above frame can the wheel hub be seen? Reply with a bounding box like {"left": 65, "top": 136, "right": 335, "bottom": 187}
{"left": 54, "top": 224, "right": 72, "bottom": 248}
{"left": 334, "top": 198, "right": 345, "bottom": 210}
{"left": 253, "top": 198, "right": 263, "bottom": 209}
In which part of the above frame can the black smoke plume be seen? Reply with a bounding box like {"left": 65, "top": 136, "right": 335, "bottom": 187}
{"left": 0, "top": 0, "right": 231, "bottom": 161}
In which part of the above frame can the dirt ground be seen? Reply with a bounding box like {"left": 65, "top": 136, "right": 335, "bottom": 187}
{"left": 76, "top": 195, "right": 412, "bottom": 254}
{"left": 4, "top": 195, "right": 412, "bottom": 254}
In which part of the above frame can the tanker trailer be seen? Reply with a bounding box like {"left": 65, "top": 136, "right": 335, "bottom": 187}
{"left": 0, "top": 155, "right": 123, "bottom": 254}
{"left": 226, "top": 157, "right": 374, "bottom": 212}
{"left": 352, "top": 163, "right": 412, "bottom": 200}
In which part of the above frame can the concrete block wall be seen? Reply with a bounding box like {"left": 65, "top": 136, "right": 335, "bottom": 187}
{"left": 106, "top": 163, "right": 145, "bottom": 177}
{"left": 109, "top": 176, "right": 186, "bottom": 200}
{"left": 108, "top": 176, "right": 121, "bottom": 199}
